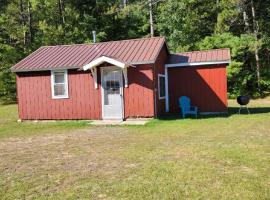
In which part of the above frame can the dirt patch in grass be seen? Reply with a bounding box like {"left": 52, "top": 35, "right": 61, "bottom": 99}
{"left": 0, "top": 127, "right": 139, "bottom": 198}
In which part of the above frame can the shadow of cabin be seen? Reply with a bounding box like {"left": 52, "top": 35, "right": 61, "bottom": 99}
{"left": 168, "top": 65, "right": 227, "bottom": 114}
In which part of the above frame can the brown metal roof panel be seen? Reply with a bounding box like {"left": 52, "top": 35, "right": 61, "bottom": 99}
{"left": 11, "top": 47, "right": 43, "bottom": 70}
{"left": 59, "top": 45, "right": 87, "bottom": 67}
{"left": 144, "top": 38, "right": 157, "bottom": 61}
{"left": 99, "top": 42, "right": 117, "bottom": 60}
{"left": 114, "top": 40, "right": 132, "bottom": 61}
{"left": 13, "top": 47, "right": 44, "bottom": 70}
{"left": 217, "top": 49, "right": 223, "bottom": 61}
{"left": 43, "top": 46, "right": 75, "bottom": 69}
{"left": 126, "top": 39, "right": 145, "bottom": 62}
{"left": 149, "top": 38, "right": 163, "bottom": 61}
{"left": 137, "top": 39, "right": 154, "bottom": 62}
{"left": 79, "top": 45, "right": 99, "bottom": 66}
{"left": 44, "top": 46, "right": 76, "bottom": 69}
{"left": 127, "top": 39, "right": 145, "bottom": 62}
{"left": 79, "top": 43, "right": 105, "bottom": 65}
{"left": 166, "top": 48, "right": 231, "bottom": 65}
{"left": 223, "top": 49, "right": 230, "bottom": 61}
{"left": 66, "top": 45, "right": 91, "bottom": 66}
{"left": 11, "top": 37, "right": 166, "bottom": 72}
{"left": 121, "top": 40, "right": 136, "bottom": 62}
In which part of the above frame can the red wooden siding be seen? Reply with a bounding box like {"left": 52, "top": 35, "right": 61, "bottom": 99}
{"left": 17, "top": 70, "right": 101, "bottom": 120}
{"left": 124, "top": 65, "right": 154, "bottom": 118}
{"left": 153, "top": 46, "right": 168, "bottom": 116}
{"left": 16, "top": 66, "right": 155, "bottom": 120}
{"left": 168, "top": 65, "right": 227, "bottom": 113}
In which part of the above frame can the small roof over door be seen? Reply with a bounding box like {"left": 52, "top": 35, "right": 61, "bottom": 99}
{"left": 82, "top": 56, "right": 130, "bottom": 89}
{"left": 83, "top": 56, "right": 128, "bottom": 70}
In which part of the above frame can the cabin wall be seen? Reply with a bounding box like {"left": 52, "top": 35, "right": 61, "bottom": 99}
{"left": 16, "top": 65, "right": 156, "bottom": 120}
{"left": 153, "top": 46, "right": 168, "bottom": 117}
{"left": 16, "top": 70, "right": 101, "bottom": 120}
{"left": 168, "top": 65, "right": 227, "bottom": 113}
{"left": 124, "top": 64, "right": 155, "bottom": 118}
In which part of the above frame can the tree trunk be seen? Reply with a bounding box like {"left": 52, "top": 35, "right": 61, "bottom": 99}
{"left": 19, "top": 0, "right": 26, "bottom": 46}
{"left": 58, "top": 0, "right": 65, "bottom": 25}
{"left": 123, "top": 0, "right": 127, "bottom": 7}
{"left": 27, "top": 1, "right": 32, "bottom": 43}
{"left": 243, "top": 10, "right": 250, "bottom": 32}
{"left": 149, "top": 0, "right": 154, "bottom": 37}
{"left": 251, "top": 0, "right": 261, "bottom": 88}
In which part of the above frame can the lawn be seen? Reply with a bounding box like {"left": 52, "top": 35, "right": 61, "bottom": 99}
{"left": 0, "top": 99, "right": 269, "bottom": 199}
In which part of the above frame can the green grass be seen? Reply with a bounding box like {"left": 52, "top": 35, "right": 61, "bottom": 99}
{"left": 0, "top": 104, "right": 89, "bottom": 138}
{"left": 0, "top": 100, "right": 269, "bottom": 199}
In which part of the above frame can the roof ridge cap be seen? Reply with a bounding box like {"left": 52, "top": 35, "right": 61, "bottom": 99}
{"left": 40, "top": 36, "right": 165, "bottom": 48}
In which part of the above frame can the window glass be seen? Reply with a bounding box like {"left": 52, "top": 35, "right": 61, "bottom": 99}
{"left": 54, "top": 72, "right": 65, "bottom": 83}
{"left": 54, "top": 84, "right": 65, "bottom": 96}
{"left": 159, "top": 75, "right": 165, "bottom": 98}
{"left": 52, "top": 70, "right": 68, "bottom": 98}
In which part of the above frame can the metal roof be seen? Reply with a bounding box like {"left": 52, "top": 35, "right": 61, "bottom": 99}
{"left": 166, "top": 48, "right": 231, "bottom": 67}
{"left": 11, "top": 37, "right": 166, "bottom": 72}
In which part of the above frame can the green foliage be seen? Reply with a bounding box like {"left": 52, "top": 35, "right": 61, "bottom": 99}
{"left": 156, "top": 0, "right": 218, "bottom": 52}
{"left": 198, "top": 32, "right": 269, "bottom": 97}
{"left": 0, "top": 0, "right": 269, "bottom": 103}
{"left": 0, "top": 44, "right": 19, "bottom": 103}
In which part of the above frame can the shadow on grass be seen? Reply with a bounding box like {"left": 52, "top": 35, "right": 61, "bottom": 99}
{"left": 158, "top": 106, "right": 270, "bottom": 121}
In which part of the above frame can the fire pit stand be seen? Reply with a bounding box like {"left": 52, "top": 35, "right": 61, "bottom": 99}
{"left": 237, "top": 96, "right": 250, "bottom": 114}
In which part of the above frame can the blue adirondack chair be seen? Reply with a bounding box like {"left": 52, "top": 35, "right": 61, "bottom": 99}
{"left": 179, "top": 96, "right": 198, "bottom": 118}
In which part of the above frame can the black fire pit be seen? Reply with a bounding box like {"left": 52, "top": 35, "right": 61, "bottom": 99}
{"left": 237, "top": 95, "right": 250, "bottom": 114}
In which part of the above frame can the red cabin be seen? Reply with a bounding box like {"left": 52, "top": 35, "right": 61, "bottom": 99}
{"left": 11, "top": 37, "right": 230, "bottom": 120}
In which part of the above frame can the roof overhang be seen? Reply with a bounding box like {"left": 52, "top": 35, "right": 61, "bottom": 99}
{"left": 82, "top": 56, "right": 131, "bottom": 89}
{"left": 83, "top": 56, "right": 128, "bottom": 71}
{"left": 165, "top": 60, "right": 231, "bottom": 68}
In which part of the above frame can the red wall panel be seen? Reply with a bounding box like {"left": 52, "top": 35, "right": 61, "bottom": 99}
{"left": 124, "top": 65, "right": 154, "bottom": 118}
{"left": 168, "top": 65, "right": 227, "bottom": 113}
{"left": 153, "top": 46, "right": 168, "bottom": 116}
{"left": 17, "top": 70, "right": 101, "bottom": 120}
{"left": 16, "top": 66, "right": 155, "bottom": 120}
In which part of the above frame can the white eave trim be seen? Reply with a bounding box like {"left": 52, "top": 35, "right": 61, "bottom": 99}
{"left": 165, "top": 60, "right": 231, "bottom": 68}
{"left": 82, "top": 56, "right": 130, "bottom": 89}
{"left": 83, "top": 56, "right": 128, "bottom": 71}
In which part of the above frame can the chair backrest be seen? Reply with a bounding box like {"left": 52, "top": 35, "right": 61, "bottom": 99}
{"left": 179, "top": 96, "right": 191, "bottom": 111}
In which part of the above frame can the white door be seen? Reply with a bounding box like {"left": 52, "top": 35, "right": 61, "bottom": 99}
{"left": 102, "top": 67, "right": 123, "bottom": 119}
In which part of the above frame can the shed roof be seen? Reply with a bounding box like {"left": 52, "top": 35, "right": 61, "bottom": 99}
{"left": 11, "top": 37, "right": 166, "bottom": 72}
{"left": 166, "top": 48, "right": 231, "bottom": 67}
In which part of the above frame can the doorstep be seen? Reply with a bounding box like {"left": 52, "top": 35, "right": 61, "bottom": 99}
{"left": 90, "top": 118, "right": 151, "bottom": 126}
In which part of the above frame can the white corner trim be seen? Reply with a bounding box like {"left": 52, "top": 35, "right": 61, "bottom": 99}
{"left": 51, "top": 69, "right": 69, "bottom": 99}
{"left": 165, "top": 67, "right": 169, "bottom": 112}
{"left": 165, "top": 60, "right": 231, "bottom": 68}
{"left": 123, "top": 68, "right": 128, "bottom": 88}
{"left": 158, "top": 74, "right": 166, "bottom": 100}
{"left": 90, "top": 68, "right": 98, "bottom": 89}
{"left": 83, "top": 56, "right": 127, "bottom": 71}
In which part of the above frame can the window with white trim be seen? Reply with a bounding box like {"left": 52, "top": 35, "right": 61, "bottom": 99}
{"left": 158, "top": 74, "right": 165, "bottom": 100}
{"left": 51, "top": 70, "right": 69, "bottom": 99}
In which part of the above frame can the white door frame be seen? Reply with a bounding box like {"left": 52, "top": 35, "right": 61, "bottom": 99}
{"left": 101, "top": 66, "right": 124, "bottom": 120}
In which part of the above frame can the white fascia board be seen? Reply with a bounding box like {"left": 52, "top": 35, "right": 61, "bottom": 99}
{"left": 83, "top": 56, "right": 127, "bottom": 71}
{"left": 165, "top": 60, "right": 231, "bottom": 68}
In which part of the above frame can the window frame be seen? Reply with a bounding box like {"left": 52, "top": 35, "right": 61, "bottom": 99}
{"left": 158, "top": 74, "right": 166, "bottom": 100}
{"left": 51, "top": 69, "right": 69, "bottom": 99}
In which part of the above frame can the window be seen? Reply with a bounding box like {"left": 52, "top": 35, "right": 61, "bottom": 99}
{"left": 51, "top": 70, "right": 69, "bottom": 99}
{"left": 158, "top": 74, "right": 166, "bottom": 100}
